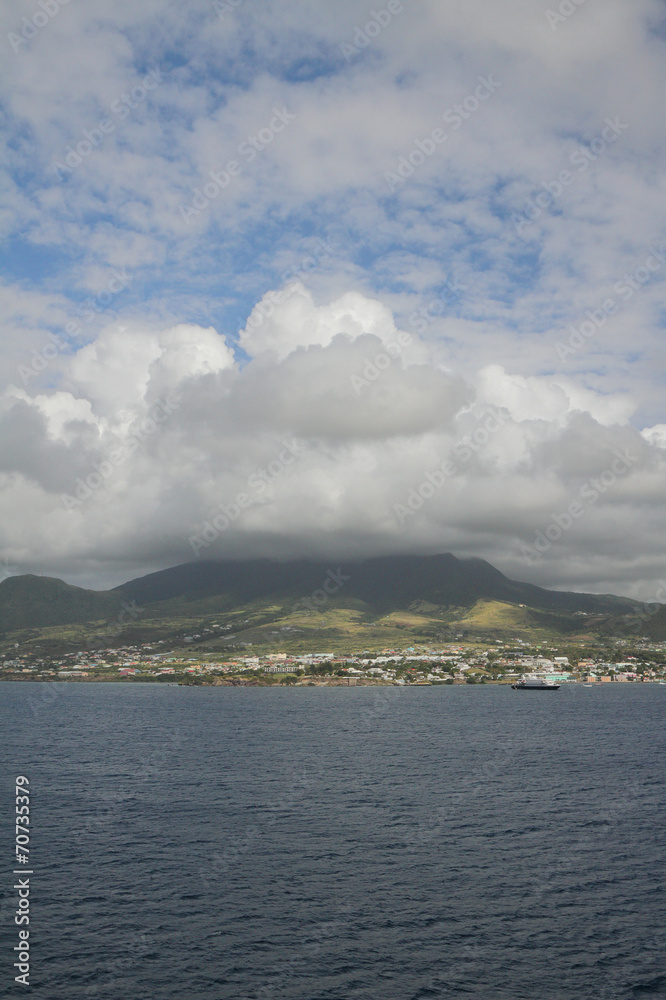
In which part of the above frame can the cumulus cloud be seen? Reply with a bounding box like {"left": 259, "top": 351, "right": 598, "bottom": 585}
{"left": 0, "top": 287, "right": 663, "bottom": 599}
{"left": 68, "top": 322, "right": 235, "bottom": 418}
{"left": 475, "top": 365, "right": 636, "bottom": 427}
{"left": 641, "top": 424, "right": 666, "bottom": 449}
{"left": 240, "top": 283, "right": 431, "bottom": 363}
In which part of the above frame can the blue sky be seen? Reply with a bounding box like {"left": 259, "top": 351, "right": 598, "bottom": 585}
{"left": 1, "top": 0, "right": 666, "bottom": 597}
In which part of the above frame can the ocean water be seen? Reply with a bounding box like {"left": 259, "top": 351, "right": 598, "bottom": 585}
{"left": 1, "top": 682, "right": 665, "bottom": 1000}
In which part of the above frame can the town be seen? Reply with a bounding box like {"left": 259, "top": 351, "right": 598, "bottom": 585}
{"left": 3, "top": 637, "right": 666, "bottom": 685}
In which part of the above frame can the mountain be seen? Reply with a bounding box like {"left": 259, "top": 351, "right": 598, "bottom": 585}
{"left": 0, "top": 574, "right": 121, "bottom": 632}
{"left": 0, "top": 554, "right": 652, "bottom": 637}
{"left": 114, "top": 553, "right": 643, "bottom": 616}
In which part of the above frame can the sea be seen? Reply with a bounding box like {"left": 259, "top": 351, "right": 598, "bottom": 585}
{"left": 1, "top": 682, "right": 665, "bottom": 1000}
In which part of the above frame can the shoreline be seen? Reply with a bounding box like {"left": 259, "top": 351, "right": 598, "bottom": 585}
{"left": 1, "top": 676, "right": 663, "bottom": 687}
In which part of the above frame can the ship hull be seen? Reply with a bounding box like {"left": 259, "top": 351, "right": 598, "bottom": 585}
{"left": 511, "top": 683, "right": 560, "bottom": 690}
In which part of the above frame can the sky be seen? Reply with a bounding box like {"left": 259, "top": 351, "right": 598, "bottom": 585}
{"left": 1, "top": 0, "right": 666, "bottom": 599}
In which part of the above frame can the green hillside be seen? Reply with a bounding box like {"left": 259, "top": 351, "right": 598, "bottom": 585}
{"left": 645, "top": 605, "right": 666, "bottom": 640}
{"left": 0, "top": 574, "right": 122, "bottom": 632}
{"left": 0, "top": 554, "right": 660, "bottom": 656}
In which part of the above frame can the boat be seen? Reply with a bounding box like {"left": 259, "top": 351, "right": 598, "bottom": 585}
{"left": 511, "top": 674, "right": 560, "bottom": 691}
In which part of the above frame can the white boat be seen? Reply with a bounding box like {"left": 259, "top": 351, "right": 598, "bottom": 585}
{"left": 511, "top": 674, "right": 560, "bottom": 691}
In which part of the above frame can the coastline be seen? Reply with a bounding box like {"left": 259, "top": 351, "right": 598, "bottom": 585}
{"left": 1, "top": 676, "right": 663, "bottom": 687}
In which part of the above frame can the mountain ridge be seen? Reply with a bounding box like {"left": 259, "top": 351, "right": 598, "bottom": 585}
{"left": 0, "top": 553, "right": 651, "bottom": 635}
{"left": 0, "top": 574, "right": 122, "bottom": 631}
{"left": 114, "top": 553, "right": 644, "bottom": 615}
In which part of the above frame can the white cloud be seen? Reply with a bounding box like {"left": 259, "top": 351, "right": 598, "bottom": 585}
{"left": 641, "top": 424, "right": 666, "bottom": 449}
{"left": 0, "top": 290, "right": 663, "bottom": 598}
{"left": 475, "top": 364, "right": 635, "bottom": 427}
{"left": 239, "top": 282, "right": 432, "bottom": 365}
{"left": 68, "top": 322, "right": 235, "bottom": 419}
{"left": 10, "top": 389, "right": 99, "bottom": 444}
